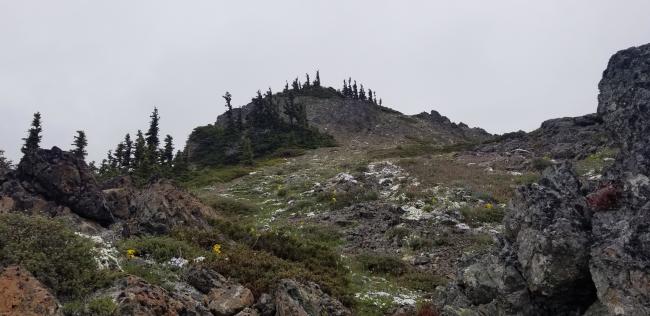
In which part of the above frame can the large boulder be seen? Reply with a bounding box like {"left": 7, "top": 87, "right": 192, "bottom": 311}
{"left": 273, "top": 279, "right": 350, "bottom": 316}
{"left": 0, "top": 266, "right": 62, "bottom": 316}
{"left": 110, "top": 275, "right": 211, "bottom": 316}
{"left": 124, "top": 180, "right": 220, "bottom": 235}
{"left": 589, "top": 43, "right": 650, "bottom": 315}
{"left": 441, "top": 43, "right": 650, "bottom": 315}
{"left": 204, "top": 283, "right": 255, "bottom": 316}
{"left": 16, "top": 147, "right": 114, "bottom": 225}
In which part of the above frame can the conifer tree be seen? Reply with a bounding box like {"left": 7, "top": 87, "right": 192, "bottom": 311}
{"left": 352, "top": 81, "right": 359, "bottom": 100}
{"left": 368, "top": 89, "right": 374, "bottom": 103}
{"left": 114, "top": 142, "right": 125, "bottom": 168}
{"left": 292, "top": 78, "right": 300, "bottom": 91}
{"left": 223, "top": 91, "right": 234, "bottom": 130}
{"left": 236, "top": 109, "right": 244, "bottom": 131}
{"left": 145, "top": 107, "right": 160, "bottom": 163}
{"left": 359, "top": 84, "right": 367, "bottom": 100}
{"left": 379, "top": 99, "right": 383, "bottom": 106}
{"left": 171, "top": 150, "right": 189, "bottom": 179}
{"left": 133, "top": 130, "right": 146, "bottom": 169}
{"left": 240, "top": 135, "right": 254, "bottom": 165}
{"left": 343, "top": 80, "right": 349, "bottom": 96}
{"left": 21, "top": 112, "right": 42, "bottom": 155}
{"left": 71, "top": 130, "right": 88, "bottom": 159}
{"left": 122, "top": 133, "right": 133, "bottom": 169}
{"left": 162, "top": 135, "right": 174, "bottom": 166}
{"left": 0, "top": 150, "right": 12, "bottom": 172}
{"left": 314, "top": 70, "right": 321, "bottom": 87}
{"left": 304, "top": 73, "right": 311, "bottom": 88}
{"left": 284, "top": 81, "right": 289, "bottom": 93}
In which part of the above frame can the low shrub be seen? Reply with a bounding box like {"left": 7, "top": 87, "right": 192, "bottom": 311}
{"left": 117, "top": 236, "right": 208, "bottom": 263}
{"left": 206, "top": 196, "right": 259, "bottom": 216}
{"left": 63, "top": 297, "right": 117, "bottom": 316}
{"left": 356, "top": 253, "right": 407, "bottom": 276}
{"left": 0, "top": 214, "right": 115, "bottom": 300}
{"left": 460, "top": 206, "right": 505, "bottom": 227}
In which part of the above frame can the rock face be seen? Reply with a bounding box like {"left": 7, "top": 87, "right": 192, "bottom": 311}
{"left": 440, "top": 43, "right": 650, "bottom": 315}
{"left": 0, "top": 266, "right": 62, "bottom": 316}
{"left": 15, "top": 147, "right": 114, "bottom": 225}
{"left": 204, "top": 283, "right": 255, "bottom": 316}
{"left": 111, "top": 275, "right": 212, "bottom": 316}
{"left": 124, "top": 180, "right": 220, "bottom": 235}
{"left": 590, "top": 43, "right": 650, "bottom": 316}
{"left": 478, "top": 113, "right": 612, "bottom": 159}
{"left": 273, "top": 279, "right": 351, "bottom": 316}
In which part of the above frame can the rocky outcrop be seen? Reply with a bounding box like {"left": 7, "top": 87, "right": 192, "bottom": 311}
{"left": 110, "top": 275, "right": 212, "bottom": 316}
{"left": 440, "top": 43, "right": 650, "bottom": 315}
{"left": 478, "top": 113, "right": 612, "bottom": 160}
{"left": 123, "top": 180, "right": 220, "bottom": 235}
{"left": 204, "top": 283, "right": 255, "bottom": 316}
{"left": 0, "top": 266, "right": 62, "bottom": 316}
{"left": 15, "top": 147, "right": 114, "bottom": 225}
{"left": 273, "top": 279, "right": 351, "bottom": 316}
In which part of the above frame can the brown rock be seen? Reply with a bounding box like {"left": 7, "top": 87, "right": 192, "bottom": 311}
{"left": 114, "top": 275, "right": 211, "bottom": 316}
{"left": 274, "top": 279, "right": 350, "bottom": 316}
{"left": 0, "top": 265, "right": 62, "bottom": 316}
{"left": 126, "top": 180, "right": 220, "bottom": 235}
{"left": 204, "top": 283, "right": 255, "bottom": 316}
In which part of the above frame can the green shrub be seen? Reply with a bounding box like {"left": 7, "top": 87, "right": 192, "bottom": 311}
{"left": 117, "top": 236, "right": 208, "bottom": 263}
{"left": 531, "top": 157, "right": 553, "bottom": 171}
{"left": 460, "top": 206, "right": 505, "bottom": 227}
{"left": 407, "top": 236, "right": 434, "bottom": 251}
{"left": 63, "top": 297, "right": 117, "bottom": 316}
{"left": 0, "top": 214, "right": 114, "bottom": 300}
{"left": 356, "top": 253, "right": 407, "bottom": 276}
{"left": 206, "top": 196, "right": 259, "bottom": 216}
{"left": 121, "top": 261, "right": 179, "bottom": 290}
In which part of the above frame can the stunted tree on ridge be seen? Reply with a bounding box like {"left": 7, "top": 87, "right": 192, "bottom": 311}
{"left": 71, "top": 130, "right": 88, "bottom": 160}
{"left": 22, "top": 112, "right": 42, "bottom": 155}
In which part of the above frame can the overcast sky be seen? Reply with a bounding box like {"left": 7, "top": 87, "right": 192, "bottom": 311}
{"left": 2, "top": 1, "right": 650, "bottom": 163}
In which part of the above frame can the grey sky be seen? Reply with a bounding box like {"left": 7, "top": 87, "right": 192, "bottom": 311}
{"left": 2, "top": 1, "right": 650, "bottom": 163}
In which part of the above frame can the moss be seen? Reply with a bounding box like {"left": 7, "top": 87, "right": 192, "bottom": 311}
{"left": 575, "top": 148, "right": 618, "bottom": 176}
{"left": 0, "top": 214, "right": 116, "bottom": 300}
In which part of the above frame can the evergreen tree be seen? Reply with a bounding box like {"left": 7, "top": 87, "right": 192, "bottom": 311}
{"left": 133, "top": 130, "right": 146, "bottom": 169}
{"left": 223, "top": 91, "right": 234, "bottom": 130}
{"left": 368, "top": 89, "right": 374, "bottom": 103}
{"left": 0, "top": 150, "right": 12, "bottom": 171}
{"left": 240, "top": 135, "right": 254, "bottom": 165}
{"left": 304, "top": 73, "right": 311, "bottom": 88}
{"left": 115, "top": 142, "right": 125, "bottom": 168}
{"left": 162, "top": 135, "right": 174, "bottom": 166}
{"left": 107, "top": 150, "right": 117, "bottom": 170}
{"left": 171, "top": 150, "right": 189, "bottom": 179}
{"left": 292, "top": 78, "right": 300, "bottom": 91}
{"left": 145, "top": 107, "right": 160, "bottom": 163}
{"left": 379, "top": 98, "right": 383, "bottom": 106}
{"left": 236, "top": 109, "right": 244, "bottom": 131}
{"left": 352, "top": 81, "right": 359, "bottom": 99}
{"left": 122, "top": 133, "right": 133, "bottom": 169}
{"left": 71, "top": 130, "right": 88, "bottom": 159}
{"left": 314, "top": 70, "right": 321, "bottom": 87}
{"left": 359, "top": 84, "right": 367, "bottom": 100}
{"left": 284, "top": 81, "right": 289, "bottom": 93}
{"left": 342, "top": 80, "right": 349, "bottom": 96}
{"left": 21, "top": 112, "right": 42, "bottom": 155}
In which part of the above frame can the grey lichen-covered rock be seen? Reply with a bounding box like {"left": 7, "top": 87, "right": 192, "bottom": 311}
{"left": 441, "top": 43, "right": 650, "bottom": 316}
{"left": 15, "top": 147, "right": 114, "bottom": 224}
{"left": 589, "top": 43, "right": 650, "bottom": 316}
{"left": 273, "top": 279, "right": 350, "bottom": 316}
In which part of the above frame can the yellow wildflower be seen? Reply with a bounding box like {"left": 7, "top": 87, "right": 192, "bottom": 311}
{"left": 212, "top": 244, "right": 222, "bottom": 255}
{"left": 485, "top": 203, "right": 494, "bottom": 209}
{"left": 126, "top": 249, "right": 136, "bottom": 259}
